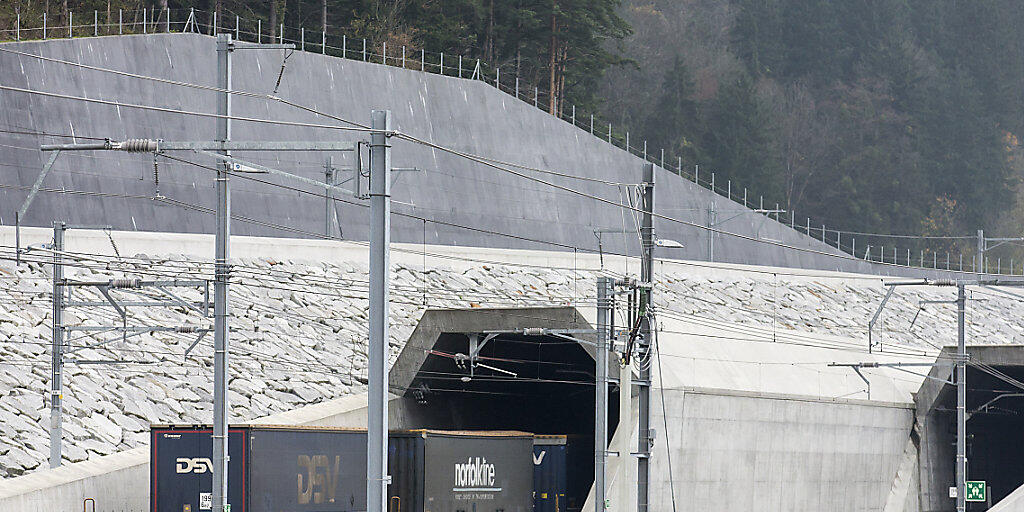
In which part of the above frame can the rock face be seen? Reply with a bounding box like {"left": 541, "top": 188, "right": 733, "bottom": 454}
{"left": 0, "top": 252, "right": 1020, "bottom": 478}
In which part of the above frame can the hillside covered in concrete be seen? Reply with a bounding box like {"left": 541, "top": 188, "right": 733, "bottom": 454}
{"left": 0, "top": 32, "right": 920, "bottom": 275}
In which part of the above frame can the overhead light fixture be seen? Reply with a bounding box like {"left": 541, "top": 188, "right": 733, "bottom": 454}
{"left": 655, "top": 239, "right": 684, "bottom": 248}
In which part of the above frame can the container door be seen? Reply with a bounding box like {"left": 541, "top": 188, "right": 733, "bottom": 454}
{"left": 387, "top": 435, "right": 425, "bottom": 512}
{"left": 151, "top": 428, "right": 247, "bottom": 512}
{"left": 532, "top": 445, "right": 566, "bottom": 512}
{"left": 423, "top": 435, "right": 534, "bottom": 512}
{"left": 248, "top": 429, "right": 367, "bottom": 512}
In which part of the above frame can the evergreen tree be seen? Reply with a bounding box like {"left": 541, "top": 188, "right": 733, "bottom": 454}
{"left": 645, "top": 56, "right": 699, "bottom": 163}
{"left": 699, "top": 73, "right": 780, "bottom": 199}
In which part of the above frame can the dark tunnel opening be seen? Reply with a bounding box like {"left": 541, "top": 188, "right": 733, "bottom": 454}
{"left": 400, "top": 332, "right": 620, "bottom": 512}
{"left": 936, "top": 365, "right": 1024, "bottom": 509}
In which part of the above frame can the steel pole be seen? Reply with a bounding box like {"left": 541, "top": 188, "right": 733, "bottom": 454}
{"left": 212, "top": 33, "right": 233, "bottom": 512}
{"left": 595, "top": 277, "right": 611, "bottom": 512}
{"left": 617, "top": 363, "right": 633, "bottom": 511}
{"left": 638, "top": 163, "right": 655, "bottom": 512}
{"left": 367, "top": 109, "right": 392, "bottom": 512}
{"left": 706, "top": 203, "right": 716, "bottom": 262}
{"left": 325, "top": 156, "right": 333, "bottom": 237}
{"left": 977, "top": 230, "right": 985, "bottom": 275}
{"left": 956, "top": 283, "right": 966, "bottom": 512}
{"left": 49, "top": 222, "right": 65, "bottom": 468}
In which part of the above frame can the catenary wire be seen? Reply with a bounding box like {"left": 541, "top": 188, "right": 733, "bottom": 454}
{"left": 0, "top": 47, "right": 630, "bottom": 186}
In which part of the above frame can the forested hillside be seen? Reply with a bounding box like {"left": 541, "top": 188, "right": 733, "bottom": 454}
{"left": 602, "top": 0, "right": 1024, "bottom": 259}
{"left": 3, "top": 0, "right": 1022, "bottom": 260}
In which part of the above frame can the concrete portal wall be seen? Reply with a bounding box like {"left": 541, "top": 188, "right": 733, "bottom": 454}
{"left": 651, "top": 389, "right": 914, "bottom": 512}
{"left": 0, "top": 447, "right": 148, "bottom": 512}
{"left": 0, "top": 33, "right": 926, "bottom": 275}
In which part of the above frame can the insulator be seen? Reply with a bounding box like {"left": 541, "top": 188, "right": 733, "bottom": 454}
{"left": 522, "top": 327, "right": 545, "bottom": 336}
{"left": 120, "top": 138, "right": 159, "bottom": 153}
{"left": 931, "top": 279, "right": 956, "bottom": 287}
{"left": 175, "top": 326, "right": 198, "bottom": 333}
{"left": 108, "top": 278, "right": 142, "bottom": 288}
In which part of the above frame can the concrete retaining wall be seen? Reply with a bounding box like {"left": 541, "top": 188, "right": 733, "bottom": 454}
{"left": 0, "top": 33, "right": 939, "bottom": 276}
{"left": 651, "top": 389, "right": 914, "bottom": 511}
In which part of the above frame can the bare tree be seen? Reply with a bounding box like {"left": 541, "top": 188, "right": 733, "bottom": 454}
{"left": 270, "top": 0, "right": 278, "bottom": 39}
{"left": 158, "top": 0, "right": 168, "bottom": 32}
{"left": 761, "top": 80, "right": 836, "bottom": 213}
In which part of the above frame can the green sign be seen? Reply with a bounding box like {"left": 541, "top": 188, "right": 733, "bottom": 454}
{"left": 966, "top": 481, "right": 986, "bottom": 502}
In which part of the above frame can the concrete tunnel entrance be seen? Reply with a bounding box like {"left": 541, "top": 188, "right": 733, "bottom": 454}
{"left": 937, "top": 366, "right": 1024, "bottom": 508}
{"left": 388, "top": 307, "right": 620, "bottom": 512}
{"left": 919, "top": 346, "right": 1024, "bottom": 510}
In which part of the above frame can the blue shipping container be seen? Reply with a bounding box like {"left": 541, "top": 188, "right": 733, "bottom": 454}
{"left": 533, "top": 436, "right": 567, "bottom": 512}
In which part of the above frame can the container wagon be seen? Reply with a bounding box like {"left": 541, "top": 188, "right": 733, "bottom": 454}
{"left": 151, "top": 424, "right": 368, "bottom": 512}
{"left": 151, "top": 426, "right": 534, "bottom": 512}
{"left": 388, "top": 430, "right": 534, "bottom": 512}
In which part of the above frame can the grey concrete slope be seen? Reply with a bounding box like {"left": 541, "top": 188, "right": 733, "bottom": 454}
{"left": 0, "top": 33, "right": 939, "bottom": 276}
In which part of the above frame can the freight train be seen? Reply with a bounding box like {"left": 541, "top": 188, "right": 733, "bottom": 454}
{"left": 151, "top": 425, "right": 577, "bottom": 512}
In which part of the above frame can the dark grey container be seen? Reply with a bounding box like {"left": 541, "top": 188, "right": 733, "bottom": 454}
{"left": 150, "top": 424, "right": 367, "bottom": 512}
{"left": 388, "top": 430, "right": 535, "bottom": 512}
